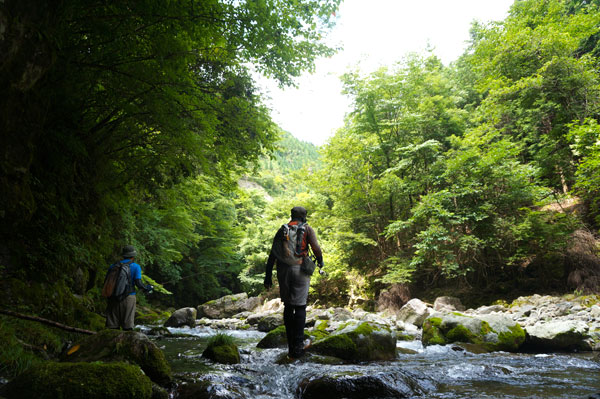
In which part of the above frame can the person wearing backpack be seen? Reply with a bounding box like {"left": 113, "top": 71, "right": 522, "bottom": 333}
{"left": 264, "top": 206, "right": 323, "bottom": 359}
{"left": 104, "top": 245, "right": 153, "bottom": 330}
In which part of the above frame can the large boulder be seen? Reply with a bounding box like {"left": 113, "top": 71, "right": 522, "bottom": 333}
{"left": 309, "top": 322, "right": 396, "bottom": 362}
{"left": 61, "top": 329, "right": 172, "bottom": 386}
{"left": 257, "top": 313, "right": 284, "bottom": 332}
{"left": 433, "top": 296, "right": 465, "bottom": 312}
{"left": 376, "top": 284, "right": 411, "bottom": 313}
{"left": 4, "top": 361, "right": 152, "bottom": 399}
{"left": 297, "top": 370, "right": 432, "bottom": 399}
{"left": 396, "top": 298, "right": 431, "bottom": 327}
{"left": 524, "top": 320, "right": 596, "bottom": 351}
{"left": 422, "top": 312, "right": 525, "bottom": 352}
{"left": 164, "top": 307, "right": 196, "bottom": 328}
{"left": 197, "top": 293, "right": 261, "bottom": 319}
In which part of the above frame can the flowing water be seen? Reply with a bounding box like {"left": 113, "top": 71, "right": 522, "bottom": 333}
{"left": 148, "top": 325, "right": 600, "bottom": 399}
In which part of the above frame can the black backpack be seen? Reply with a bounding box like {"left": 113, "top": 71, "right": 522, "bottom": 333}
{"left": 273, "top": 222, "right": 307, "bottom": 265}
{"left": 102, "top": 260, "right": 133, "bottom": 301}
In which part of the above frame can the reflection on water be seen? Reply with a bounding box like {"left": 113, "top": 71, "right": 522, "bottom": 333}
{"left": 146, "top": 325, "right": 600, "bottom": 399}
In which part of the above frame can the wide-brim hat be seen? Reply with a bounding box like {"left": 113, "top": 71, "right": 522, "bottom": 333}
{"left": 121, "top": 245, "right": 137, "bottom": 258}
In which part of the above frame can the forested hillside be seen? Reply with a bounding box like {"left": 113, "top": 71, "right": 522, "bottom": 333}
{"left": 2, "top": 0, "right": 600, "bottom": 351}
{"left": 304, "top": 0, "right": 600, "bottom": 305}
{"left": 247, "top": 130, "right": 320, "bottom": 197}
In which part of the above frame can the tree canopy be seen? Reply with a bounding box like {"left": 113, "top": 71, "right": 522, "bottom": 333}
{"left": 0, "top": 0, "right": 341, "bottom": 307}
{"left": 2, "top": 0, "right": 600, "bottom": 316}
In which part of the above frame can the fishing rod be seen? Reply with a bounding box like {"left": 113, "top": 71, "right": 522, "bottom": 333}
{"left": 157, "top": 270, "right": 207, "bottom": 286}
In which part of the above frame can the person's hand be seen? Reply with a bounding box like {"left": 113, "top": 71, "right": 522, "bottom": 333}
{"left": 264, "top": 276, "right": 273, "bottom": 290}
{"left": 318, "top": 264, "right": 328, "bottom": 277}
{"left": 146, "top": 285, "right": 154, "bottom": 293}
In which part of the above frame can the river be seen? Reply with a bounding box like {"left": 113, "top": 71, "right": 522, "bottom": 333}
{"left": 148, "top": 325, "right": 600, "bottom": 399}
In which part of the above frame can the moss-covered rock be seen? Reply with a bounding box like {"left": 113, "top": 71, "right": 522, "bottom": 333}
{"left": 309, "top": 322, "right": 396, "bottom": 362}
{"left": 524, "top": 320, "right": 594, "bottom": 351}
{"left": 422, "top": 317, "right": 446, "bottom": 346}
{"left": 4, "top": 361, "right": 152, "bottom": 399}
{"left": 135, "top": 306, "right": 172, "bottom": 326}
{"left": 308, "top": 320, "right": 330, "bottom": 341}
{"left": 61, "top": 329, "right": 172, "bottom": 386}
{"left": 257, "top": 325, "right": 325, "bottom": 349}
{"left": 202, "top": 334, "right": 240, "bottom": 364}
{"left": 422, "top": 312, "right": 525, "bottom": 352}
{"left": 257, "top": 325, "right": 287, "bottom": 348}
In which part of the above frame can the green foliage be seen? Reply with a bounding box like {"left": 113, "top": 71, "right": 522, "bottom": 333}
{"left": 466, "top": 0, "right": 600, "bottom": 191}
{"left": 0, "top": 0, "right": 341, "bottom": 313}
{"left": 4, "top": 0, "right": 600, "bottom": 315}
{"left": 0, "top": 317, "right": 46, "bottom": 379}
{"left": 300, "top": 0, "right": 595, "bottom": 300}
{"left": 569, "top": 118, "right": 600, "bottom": 224}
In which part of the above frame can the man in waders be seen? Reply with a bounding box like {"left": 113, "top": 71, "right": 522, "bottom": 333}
{"left": 264, "top": 206, "right": 323, "bottom": 359}
{"left": 105, "top": 245, "right": 153, "bottom": 330}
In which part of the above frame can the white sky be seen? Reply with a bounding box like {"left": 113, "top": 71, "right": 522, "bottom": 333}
{"left": 257, "top": 0, "right": 515, "bottom": 146}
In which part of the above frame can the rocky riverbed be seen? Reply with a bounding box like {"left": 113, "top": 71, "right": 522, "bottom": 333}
{"left": 164, "top": 293, "right": 600, "bottom": 354}
{"left": 156, "top": 293, "right": 600, "bottom": 399}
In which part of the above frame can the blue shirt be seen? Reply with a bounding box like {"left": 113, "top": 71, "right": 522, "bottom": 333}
{"left": 108, "top": 259, "right": 142, "bottom": 296}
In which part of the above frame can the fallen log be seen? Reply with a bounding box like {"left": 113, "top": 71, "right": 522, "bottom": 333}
{"left": 0, "top": 309, "right": 97, "bottom": 335}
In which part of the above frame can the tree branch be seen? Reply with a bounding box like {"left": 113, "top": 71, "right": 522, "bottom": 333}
{"left": 0, "top": 309, "right": 97, "bottom": 335}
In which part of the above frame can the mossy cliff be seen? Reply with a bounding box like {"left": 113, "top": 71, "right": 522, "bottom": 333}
{"left": 3, "top": 361, "right": 153, "bottom": 399}
{"left": 422, "top": 312, "right": 525, "bottom": 352}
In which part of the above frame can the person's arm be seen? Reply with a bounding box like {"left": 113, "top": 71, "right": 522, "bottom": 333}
{"left": 306, "top": 226, "right": 323, "bottom": 267}
{"left": 265, "top": 227, "right": 283, "bottom": 289}
{"left": 132, "top": 262, "right": 153, "bottom": 292}
{"left": 264, "top": 251, "right": 275, "bottom": 289}
{"left": 134, "top": 278, "right": 152, "bottom": 292}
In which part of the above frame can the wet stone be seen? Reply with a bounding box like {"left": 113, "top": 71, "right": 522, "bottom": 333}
{"left": 297, "top": 370, "right": 432, "bottom": 399}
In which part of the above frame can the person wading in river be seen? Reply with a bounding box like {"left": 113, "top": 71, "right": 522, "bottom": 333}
{"left": 104, "top": 245, "right": 153, "bottom": 330}
{"left": 264, "top": 206, "right": 324, "bottom": 359}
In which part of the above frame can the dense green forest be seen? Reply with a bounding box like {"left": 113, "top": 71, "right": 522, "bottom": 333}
{"left": 0, "top": 0, "right": 340, "bottom": 321}
{"left": 2, "top": 0, "right": 600, "bottom": 361}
